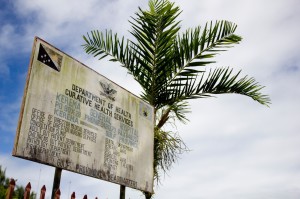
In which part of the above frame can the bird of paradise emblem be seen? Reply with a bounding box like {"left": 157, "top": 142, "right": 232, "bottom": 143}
{"left": 99, "top": 81, "right": 117, "bottom": 101}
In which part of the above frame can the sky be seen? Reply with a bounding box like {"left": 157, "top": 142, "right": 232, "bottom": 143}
{"left": 0, "top": 0, "right": 300, "bottom": 198}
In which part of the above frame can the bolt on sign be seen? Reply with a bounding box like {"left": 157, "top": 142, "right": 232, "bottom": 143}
{"left": 13, "top": 37, "right": 154, "bottom": 193}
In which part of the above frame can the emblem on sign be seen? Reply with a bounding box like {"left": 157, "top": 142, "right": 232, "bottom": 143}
{"left": 139, "top": 101, "right": 152, "bottom": 121}
{"left": 37, "top": 44, "right": 62, "bottom": 72}
{"left": 99, "top": 81, "right": 117, "bottom": 101}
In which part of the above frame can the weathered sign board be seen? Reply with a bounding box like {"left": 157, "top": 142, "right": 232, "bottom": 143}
{"left": 13, "top": 37, "right": 154, "bottom": 193}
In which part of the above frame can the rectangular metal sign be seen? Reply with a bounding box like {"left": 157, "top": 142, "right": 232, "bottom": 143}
{"left": 13, "top": 37, "right": 154, "bottom": 193}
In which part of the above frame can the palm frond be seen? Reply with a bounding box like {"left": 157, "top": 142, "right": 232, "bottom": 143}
{"left": 165, "top": 21, "right": 242, "bottom": 86}
{"left": 129, "top": 0, "right": 181, "bottom": 105}
{"left": 82, "top": 30, "right": 156, "bottom": 92}
{"left": 162, "top": 67, "right": 270, "bottom": 107}
{"left": 83, "top": 30, "right": 128, "bottom": 63}
{"left": 198, "top": 68, "right": 271, "bottom": 106}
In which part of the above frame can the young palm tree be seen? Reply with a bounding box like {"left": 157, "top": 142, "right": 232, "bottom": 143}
{"left": 83, "top": 0, "right": 270, "bottom": 198}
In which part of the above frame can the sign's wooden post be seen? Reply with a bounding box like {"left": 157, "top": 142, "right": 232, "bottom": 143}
{"left": 51, "top": 168, "right": 62, "bottom": 199}
{"left": 120, "top": 185, "right": 125, "bottom": 199}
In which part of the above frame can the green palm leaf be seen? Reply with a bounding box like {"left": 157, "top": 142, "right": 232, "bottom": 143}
{"left": 161, "top": 67, "right": 270, "bottom": 107}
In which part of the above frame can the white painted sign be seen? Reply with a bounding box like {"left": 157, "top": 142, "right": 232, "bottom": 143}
{"left": 13, "top": 37, "right": 154, "bottom": 193}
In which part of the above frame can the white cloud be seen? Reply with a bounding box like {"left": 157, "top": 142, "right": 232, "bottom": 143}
{"left": 176, "top": 0, "right": 300, "bottom": 80}
{"left": 0, "top": 62, "right": 10, "bottom": 78}
{"left": 11, "top": 0, "right": 147, "bottom": 53}
{"left": 0, "top": 24, "right": 15, "bottom": 78}
{"left": 0, "top": 98, "right": 21, "bottom": 133}
{"left": 0, "top": 24, "right": 16, "bottom": 50}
